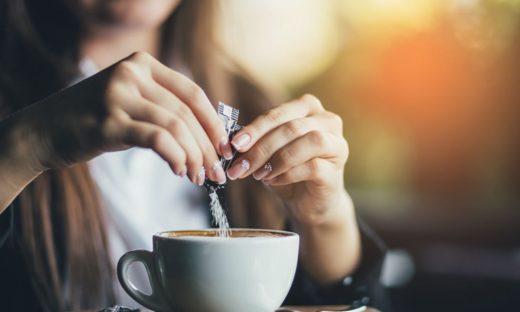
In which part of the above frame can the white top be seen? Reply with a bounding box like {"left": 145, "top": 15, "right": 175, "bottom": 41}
{"left": 89, "top": 149, "right": 209, "bottom": 306}
{"left": 80, "top": 59, "right": 210, "bottom": 306}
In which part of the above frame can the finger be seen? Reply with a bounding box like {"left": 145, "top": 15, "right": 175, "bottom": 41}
{"left": 230, "top": 94, "right": 324, "bottom": 152}
{"left": 226, "top": 116, "right": 318, "bottom": 180}
{"left": 261, "top": 131, "right": 346, "bottom": 181}
{"left": 226, "top": 111, "right": 342, "bottom": 180}
{"left": 127, "top": 52, "right": 231, "bottom": 158}
{"left": 139, "top": 82, "right": 225, "bottom": 184}
{"left": 121, "top": 120, "right": 187, "bottom": 176}
{"left": 121, "top": 98, "right": 205, "bottom": 185}
{"left": 263, "top": 158, "right": 336, "bottom": 186}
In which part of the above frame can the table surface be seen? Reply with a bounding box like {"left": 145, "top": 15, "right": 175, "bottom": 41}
{"left": 133, "top": 307, "right": 379, "bottom": 312}
{"left": 101, "top": 307, "right": 379, "bottom": 312}
{"left": 281, "top": 306, "right": 379, "bottom": 312}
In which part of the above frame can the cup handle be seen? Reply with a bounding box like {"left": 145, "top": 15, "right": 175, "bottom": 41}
{"left": 117, "top": 250, "right": 169, "bottom": 311}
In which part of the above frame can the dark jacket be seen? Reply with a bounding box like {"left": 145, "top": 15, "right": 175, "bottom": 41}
{"left": 0, "top": 199, "right": 386, "bottom": 311}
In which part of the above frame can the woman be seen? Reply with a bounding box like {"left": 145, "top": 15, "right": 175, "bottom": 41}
{"left": 0, "top": 0, "right": 385, "bottom": 311}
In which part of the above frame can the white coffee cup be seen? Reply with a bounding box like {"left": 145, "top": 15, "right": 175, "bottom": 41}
{"left": 117, "top": 229, "right": 299, "bottom": 312}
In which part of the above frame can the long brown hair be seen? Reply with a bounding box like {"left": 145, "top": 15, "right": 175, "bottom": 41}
{"left": 0, "top": 0, "right": 285, "bottom": 310}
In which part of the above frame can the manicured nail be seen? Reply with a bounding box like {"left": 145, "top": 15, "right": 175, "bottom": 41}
{"left": 219, "top": 137, "right": 233, "bottom": 160}
{"left": 227, "top": 159, "right": 250, "bottom": 180}
{"left": 178, "top": 168, "right": 187, "bottom": 178}
{"left": 197, "top": 167, "right": 206, "bottom": 186}
{"left": 253, "top": 162, "right": 272, "bottom": 180}
{"left": 212, "top": 161, "right": 227, "bottom": 184}
{"left": 231, "top": 133, "right": 251, "bottom": 151}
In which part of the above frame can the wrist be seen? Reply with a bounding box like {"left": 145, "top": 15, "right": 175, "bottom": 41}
{"left": 0, "top": 112, "right": 44, "bottom": 201}
{"left": 292, "top": 191, "right": 361, "bottom": 284}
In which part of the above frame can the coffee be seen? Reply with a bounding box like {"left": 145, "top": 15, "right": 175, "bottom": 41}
{"left": 161, "top": 229, "right": 289, "bottom": 238}
{"left": 118, "top": 228, "right": 299, "bottom": 312}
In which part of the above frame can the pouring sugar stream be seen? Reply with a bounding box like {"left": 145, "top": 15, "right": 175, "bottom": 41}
{"left": 203, "top": 102, "right": 242, "bottom": 237}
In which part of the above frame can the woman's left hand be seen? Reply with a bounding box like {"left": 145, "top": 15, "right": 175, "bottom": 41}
{"left": 226, "top": 94, "right": 350, "bottom": 226}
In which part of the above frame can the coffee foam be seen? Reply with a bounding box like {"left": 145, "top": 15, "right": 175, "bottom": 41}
{"left": 160, "top": 230, "right": 288, "bottom": 239}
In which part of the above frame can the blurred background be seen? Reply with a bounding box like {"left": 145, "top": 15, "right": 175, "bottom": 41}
{"left": 219, "top": 0, "right": 520, "bottom": 311}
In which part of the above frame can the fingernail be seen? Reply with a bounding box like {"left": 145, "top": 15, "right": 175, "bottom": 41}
{"left": 219, "top": 137, "right": 233, "bottom": 160}
{"left": 253, "top": 162, "right": 273, "bottom": 180}
{"left": 227, "top": 159, "right": 250, "bottom": 180}
{"left": 212, "top": 161, "right": 227, "bottom": 184}
{"left": 197, "top": 167, "right": 206, "bottom": 186}
{"left": 179, "top": 168, "right": 187, "bottom": 178}
{"left": 231, "top": 133, "right": 251, "bottom": 151}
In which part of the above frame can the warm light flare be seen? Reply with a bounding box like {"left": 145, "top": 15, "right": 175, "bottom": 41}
{"left": 219, "top": 0, "right": 520, "bottom": 210}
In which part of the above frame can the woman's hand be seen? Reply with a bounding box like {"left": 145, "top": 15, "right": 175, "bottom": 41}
{"left": 225, "top": 94, "right": 359, "bottom": 284}
{"left": 12, "top": 52, "right": 231, "bottom": 185}
{"left": 226, "top": 94, "right": 350, "bottom": 226}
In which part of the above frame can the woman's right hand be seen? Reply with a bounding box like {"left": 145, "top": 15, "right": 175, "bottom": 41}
{"left": 13, "top": 51, "right": 231, "bottom": 185}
